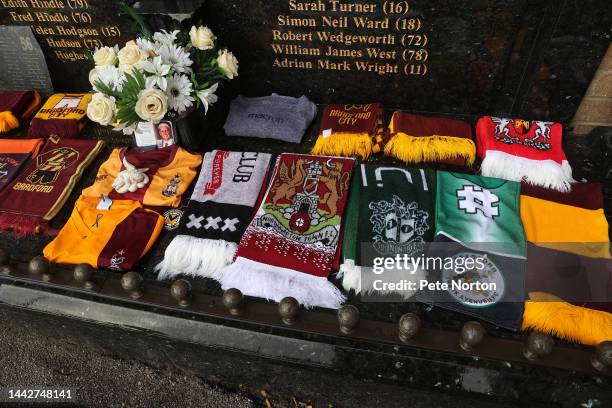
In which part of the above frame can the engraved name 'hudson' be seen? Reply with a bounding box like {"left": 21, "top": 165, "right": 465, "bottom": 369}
{"left": 288, "top": 0, "right": 377, "bottom": 13}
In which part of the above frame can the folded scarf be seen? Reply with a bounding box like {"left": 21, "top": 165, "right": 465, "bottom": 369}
{"left": 0, "top": 91, "right": 42, "bottom": 133}
{"left": 218, "top": 153, "right": 354, "bottom": 309}
{"left": 156, "top": 150, "right": 271, "bottom": 280}
{"left": 520, "top": 182, "right": 612, "bottom": 345}
{"left": 311, "top": 103, "right": 384, "bottom": 160}
{"left": 339, "top": 164, "right": 435, "bottom": 299}
{"left": 476, "top": 116, "right": 573, "bottom": 192}
{"left": 0, "top": 138, "right": 44, "bottom": 192}
{"left": 0, "top": 137, "right": 104, "bottom": 235}
{"left": 520, "top": 182, "right": 610, "bottom": 258}
{"left": 28, "top": 93, "right": 92, "bottom": 139}
{"left": 43, "top": 196, "right": 164, "bottom": 271}
{"left": 81, "top": 145, "right": 202, "bottom": 208}
{"left": 223, "top": 94, "right": 317, "bottom": 144}
{"left": 419, "top": 172, "right": 527, "bottom": 330}
{"left": 384, "top": 112, "right": 475, "bottom": 166}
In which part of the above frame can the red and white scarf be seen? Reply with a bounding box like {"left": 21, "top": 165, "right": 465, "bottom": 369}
{"left": 217, "top": 153, "right": 354, "bottom": 309}
{"left": 476, "top": 116, "right": 573, "bottom": 192}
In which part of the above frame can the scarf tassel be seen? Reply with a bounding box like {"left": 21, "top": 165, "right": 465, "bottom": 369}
{"left": 522, "top": 300, "right": 612, "bottom": 346}
{"left": 0, "top": 212, "right": 54, "bottom": 236}
{"left": 218, "top": 257, "right": 346, "bottom": 309}
{"left": 311, "top": 132, "right": 373, "bottom": 160}
{"left": 338, "top": 259, "right": 362, "bottom": 293}
{"left": 338, "top": 261, "right": 424, "bottom": 300}
{"left": 384, "top": 132, "right": 476, "bottom": 165}
{"left": 155, "top": 235, "right": 237, "bottom": 280}
{"left": 481, "top": 150, "right": 574, "bottom": 192}
{"left": 0, "top": 111, "right": 20, "bottom": 133}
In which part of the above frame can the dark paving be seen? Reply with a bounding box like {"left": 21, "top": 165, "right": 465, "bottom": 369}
{"left": 0, "top": 307, "right": 538, "bottom": 408}
{"left": 0, "top": 316, "right": 255, "bottom": 408}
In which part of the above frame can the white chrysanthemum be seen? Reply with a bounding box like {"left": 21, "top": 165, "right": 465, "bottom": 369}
{"left": 136, "top": 37, "right": 159, "bottom": 56}
{"left": 140, "top": 55, "right": 171, "bottom": 90}
{"left": 158, "top": 43, "right": 193, "bottom": 74}
{"left": 95, "top": 65, "right": 125, "bottom": 92}
{"left": 153, "top": 29, "right": 180, "bottom": 46}
{"left": 165, "top": 74, "right": 194, "bottom": 113}
{"left": 196, "top": 83, "right": 219, "bottom": 114}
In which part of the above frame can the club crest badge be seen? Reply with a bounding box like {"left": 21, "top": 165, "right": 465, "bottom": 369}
{"left": 257, "top": 158, "right": 349, "bottom": 247}
{"left": 456, "top": 185, "right": 500, "bottom": 219}
{"left": 163, "top": 209, "right": 183, "bottom": 231}
{"left": 491, "top": 117, "right": 554, "bottom": 151}
{"left": 369, "top": 195, "right": 429, "bottom": 255}
{"left": 162, "top": 174, "right": 181, "bottom": 197}
{"left": 442, "top": 252, "right": 506, "bottom": 308}
{"left": 26, "top": 147, "right": 79, "bottom": 184}
{"left": 109, "top": 249, "right": 126, "bottom": 271}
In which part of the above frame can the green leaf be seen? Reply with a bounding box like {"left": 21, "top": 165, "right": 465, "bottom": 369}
{"left": 119, "top": 3, "right": 152, "bottom": 39}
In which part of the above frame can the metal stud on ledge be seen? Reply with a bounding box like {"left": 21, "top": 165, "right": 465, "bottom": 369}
{"left": 222, "top": 288, "right": 243, "bottom": 316}
{"left": 121, "top": 271, "right": 143, "bottom": 300}
{"left": 590, "top": 341, "right": 611, "bottom": 372}
{"left": 0, "top": 248, "right": 11, "bottom": 275}
{"left": 170, "top": 279, "right": 192, "bottom": 308}
{"left": 278, "top": 297, "right": 299, "bottom": 325}
{"left": 74, "top": 263, "right": 95, "bottom": 289}
{"left": 459, "top": 321, "right": 485, "bottom": 352}
{"left": 29, "top": 256, "right": 53, "bottom": 282}
{"left": 523, "top": 331, "right": 554, "bottom": 361}
{"left": 338, "top": 305, "right": 360, "bottom": 335}
{"left": 398, "top": 313, "right": 421, "bottom": 343}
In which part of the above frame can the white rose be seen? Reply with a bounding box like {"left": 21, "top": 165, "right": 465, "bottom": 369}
{"left": 189, "top": 26, "right": 216, "bottom": 50}
{"left": 217, "top": 49, "right": 238, "bottom": 79}
{"left": 88, "top": 68, "right": 99, "bottom": 86}
{"left": 87, "top": 93, "right": 116, "bottom": 126}
{"left": 117, "top": 44, "right": 147, "bottom": 71}
{"left": 93, "top": 46, "right": 117, "bottom": 67}
{"left": 135, "top": 88, "right": 168, "bottom": 123}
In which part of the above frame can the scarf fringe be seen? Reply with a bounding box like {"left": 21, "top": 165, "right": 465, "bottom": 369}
{"left": 522, "top": 300, "right": 612, "bottom": 346}
{"left": 338, "top": 259, "right": 362, "bottom": 293}
{"left": 339, "top": 261, "right": 424, "bottom": 300}
{"left": 384, "top": 132, "right": 476, "bottom": 165}
{"left": 0, "top": 111, "right": 19, "bottom": 133}
{"left": 0, "top": 212, "right": 53, "bottom": 236}
{"left": 21, "top": 91, "right": 42, "bottom": 119}
{"left": 311, "top": 132, "right": 373, "bottom": 160}
{"left": 481, "top": 150, "right": 574, "bottom": 192}
{"left": 218, "top": 257, "right": 346, "bottom": 309}
{"left": 155, "top": 235, "right": 237, "bottom": 280}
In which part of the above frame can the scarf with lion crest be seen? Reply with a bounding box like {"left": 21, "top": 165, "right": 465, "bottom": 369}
{"left": 217, "top": 153, "right": 354, "bottom": 309}
{"left": 339, "top": 164, "right": 435, "bottom": 300}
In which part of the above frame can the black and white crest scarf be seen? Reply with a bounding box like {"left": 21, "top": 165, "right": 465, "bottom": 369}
{"left": 156, "top": 150, "right": 271, "bottom": 279}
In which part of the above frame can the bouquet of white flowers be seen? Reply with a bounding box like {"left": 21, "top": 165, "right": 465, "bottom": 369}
{"left": 86, "top": 9, "right": 237, "bottom": 136}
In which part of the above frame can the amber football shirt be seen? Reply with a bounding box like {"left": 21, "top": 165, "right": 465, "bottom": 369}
{"left": 43, "top": 196, "right": 163, "bottom": 271}
{"left": 82, "top": 145, "right": 202, "bottom": 208}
